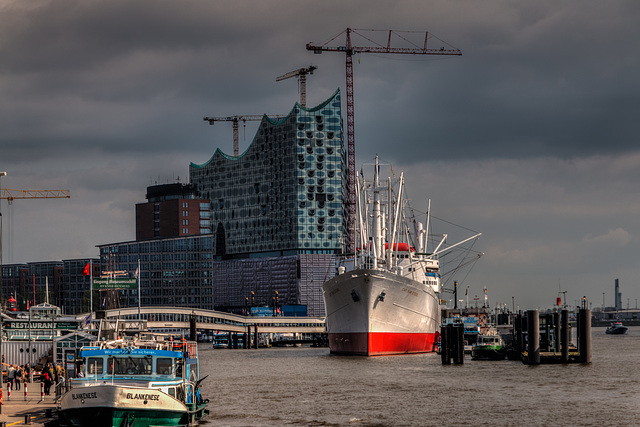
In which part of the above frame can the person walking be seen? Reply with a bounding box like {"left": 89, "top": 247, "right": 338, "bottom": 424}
{"left": 24, "top": 363, "right": 31, "bottom": 383}
{"left": 14, "top": 365, "right": 22, "bottom": 390}
{"left": 7, "top": 364, "right": 15, "bottom": 390}
{"left": 42, "top": 363, "right": 53, "bottom": 395}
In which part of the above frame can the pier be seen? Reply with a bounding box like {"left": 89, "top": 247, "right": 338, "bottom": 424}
{"left": 99, "top": 306, "right": 325, "bottom": 336}
{"left": 441, "top": 304, "right": 593, "bottom": 365}
{"left": 0, "top": 383, "right": 57, "bottom": 426}
{"left": 513, "top": 307, "right": 591, "bottom": 365}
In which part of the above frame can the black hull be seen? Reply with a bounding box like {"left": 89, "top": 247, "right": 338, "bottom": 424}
{"left": 605, "top": 328, "right": 628, "bottom": 335}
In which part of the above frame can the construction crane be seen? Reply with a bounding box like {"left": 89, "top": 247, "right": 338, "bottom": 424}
{"left": 1, "top": 189, "right": 70, "bottom": 204}
{"left": 276, "top": 65, "right": 317, "bottom": 107}
{"left": 306, "top": 28, "right": 462, "bottom": 252}
{"left": 203, "top": 115, "right": 285, "bottom": 157}
{"left": 0, "top": 182, "right": 70, "bottom": 312}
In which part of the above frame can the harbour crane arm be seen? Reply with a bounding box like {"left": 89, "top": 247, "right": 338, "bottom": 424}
{"left": 275, "top": 66, "right": 317, "bottom": 107}
{"left": 1, "top": 189, "right": 70, "bottom": 203}
{"left": 306, "top": 29, "right": 462, "bottom": 56}
{"left": 306, "top": 28, "right": 461, "bottom": 254}
{"left": 202, "top": 115, "right": 267, "bottom": 125}
{"left": 275, "top": 66, "right": 316, "bottom": 82}
{"left": 202, "top": 114, "right": 285, "bottom": 157}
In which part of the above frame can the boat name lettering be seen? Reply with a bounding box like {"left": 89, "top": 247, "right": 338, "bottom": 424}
{"left": 72, "top": 392, "right": 97, "bottom": 400}
{"left": 402, "top": 288, "right": 418, "bottom": 297}
{"left": 328, "top": 288, "right": 340, "bottom": 297}
{"left": 126, "top": 393, "right": 160, "bottom": 401}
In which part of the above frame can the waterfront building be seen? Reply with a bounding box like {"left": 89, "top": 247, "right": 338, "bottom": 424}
{"left": 59, "top": 258, "right": 99, "bottom": 314}
{"left": 97, "top": 90, "right": 347, "bottom": 316}
{"left": 135, "top": 183, "right": 211, "bottom": 240}
{"left": 1, "top": 91, "right": 346, "bottom": 317}
{"left": 189, "top": 89, "right": 347, "bottom": 257}
{"left": 0, "top": 261, "right": 63, "bottom": 310}
{"left": 1, "top": 259, "right": 98, "bottom": 314}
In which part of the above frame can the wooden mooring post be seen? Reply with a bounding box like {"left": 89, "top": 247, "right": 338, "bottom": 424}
{"left": 440, "top": 323, "right": 464, "bottom": 365}
{"left": 522, "top": 304, "right": 591, "bottom": 364}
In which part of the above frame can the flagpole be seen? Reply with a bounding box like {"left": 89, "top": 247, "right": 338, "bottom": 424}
{"left": 90, "top": 259, "right": 93, "bottom": 318}
{"left": 137, "top": 258, "right": 141, "bottom": 321}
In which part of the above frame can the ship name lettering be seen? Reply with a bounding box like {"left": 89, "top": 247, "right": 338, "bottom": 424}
{"left": 126, "top": 393, "right": 160, "bottom": 400}
{"left": 402, "top": 288, "right": 418, "bottom": 297}
{"left": 72, "top": 392, "right": 97, "bottom": 400}
{"left": 329, "top": 288, "right": 340, "bottom": 297}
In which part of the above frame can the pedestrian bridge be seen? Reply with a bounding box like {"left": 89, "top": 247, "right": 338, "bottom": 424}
{"left": 101, "top": 306, "right": 326, "bottom": 334}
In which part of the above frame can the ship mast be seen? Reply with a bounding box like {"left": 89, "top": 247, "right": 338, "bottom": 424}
{"left": 372, "top": 155, "right": 382, "bottom": 269}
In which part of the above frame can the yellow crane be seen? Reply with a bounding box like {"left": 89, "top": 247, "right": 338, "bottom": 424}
{"left": 276, "top": 65, "right": 317, "bottom": 107}
{"left": 1, "top": 189, "right": 70, "bottom": 204}
{"left": 0, "top": 179, "right": 70, "bottom": 312}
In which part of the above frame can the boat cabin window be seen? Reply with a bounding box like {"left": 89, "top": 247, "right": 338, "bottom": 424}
{"left": 168, "top": 387, "right": 176, "bottom": 398}
{"left": 157, "top": 357, "right": 173, "bottom": 375}
{"left": 107, "top": 356, "right": 153, "bottom": 375}
{"left": 87, "top": 357, "right": 104, "bottom": 374}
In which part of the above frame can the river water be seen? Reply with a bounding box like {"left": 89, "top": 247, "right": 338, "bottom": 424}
{"left": 197, "top": 327, "right": 639, "bottom": 426}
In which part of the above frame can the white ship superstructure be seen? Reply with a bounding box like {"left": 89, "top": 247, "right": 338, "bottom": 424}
{"left": 322, "top": 156, "right": 480, "bottom": 355}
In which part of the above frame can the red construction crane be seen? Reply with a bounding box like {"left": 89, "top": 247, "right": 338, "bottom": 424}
{"left": 306, "top": 28, "right": 462, "bottom": 252}
{"left": 203, "top": 115, "right": 285, "bottom": 156}
{"left": 276, "top": 65, "right": 317, "bottom": 107}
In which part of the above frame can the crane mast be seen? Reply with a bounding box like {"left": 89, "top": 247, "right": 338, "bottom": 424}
{"left": 276, "top": 65, "right": 317, "bottom": 107}
{"left": 306, "top": 28, "right": 462, "bottom": 253}
{"left": 203, "top": 114, "right": 285, "bottom": 156}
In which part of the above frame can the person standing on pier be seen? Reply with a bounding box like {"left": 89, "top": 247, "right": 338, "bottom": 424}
{"left": 14, "top": 365, "right": 22, "bottom": 390}
{"left": 24, "top": 363, "right": 31, "bottom": 383}
{"left": 7, "top": 364, "right": 15, "bottom": 390}
{"left": 42, "top": 363, "right": 53, "bottom": 395}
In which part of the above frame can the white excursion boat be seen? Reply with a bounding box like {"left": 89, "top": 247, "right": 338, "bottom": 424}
{"left": 605, "top": 321, "right": 628, "bottom": 335}
{"left": 322, "top": 156, "right": 481, "bottom": 356}
{"left": 58, "top": 333, "right": 208, "bottom": 427}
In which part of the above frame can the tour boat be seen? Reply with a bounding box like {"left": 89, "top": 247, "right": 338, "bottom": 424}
{"left": 58, "top": 335, "right": 208, "bottom": 426}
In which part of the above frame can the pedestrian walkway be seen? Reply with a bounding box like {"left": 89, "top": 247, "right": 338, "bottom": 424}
{"left": 0, "top": 383, "right": 57, "bottom": 427}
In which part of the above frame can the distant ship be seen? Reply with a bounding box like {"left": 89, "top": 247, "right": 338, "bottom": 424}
{"left": 471, "top": 330, "right": 506, "bottom": 360}
{"left": 322, "top": 156, "right": 481, "bottom": 356}
{"left": 605, "top": 321, "right": 628, "bottom": 335}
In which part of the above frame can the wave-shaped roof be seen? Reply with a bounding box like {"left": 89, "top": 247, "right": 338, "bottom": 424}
{"left": 190, "top": 88, "right": 340, "bottom": 169}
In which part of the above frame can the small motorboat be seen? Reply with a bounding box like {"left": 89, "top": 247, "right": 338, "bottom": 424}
{"left": 605, "top": 321, "right": 628, "bottom": 335}
{"left": 471, "top": 332, "right": 506, "bottom": 360}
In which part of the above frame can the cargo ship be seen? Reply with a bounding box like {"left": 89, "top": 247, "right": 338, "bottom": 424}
{"left": 322, "top": 156, "right": 481, "bottom": 356}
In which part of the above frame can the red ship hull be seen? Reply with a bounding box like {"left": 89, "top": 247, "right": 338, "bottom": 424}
{"left": 328, "top": 332, "right": 437, "bottom": 356}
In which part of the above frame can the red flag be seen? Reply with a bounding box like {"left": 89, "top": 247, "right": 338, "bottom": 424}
{"left": 83, "top": 262, "right": 90, "bottom": 276}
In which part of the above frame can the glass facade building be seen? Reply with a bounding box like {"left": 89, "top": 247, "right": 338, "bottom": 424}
{"left": 3, "top": 91, "right": 346, "bottom": 317}
{"left": 190, "top": 89, "right": 347, "bottom": 257}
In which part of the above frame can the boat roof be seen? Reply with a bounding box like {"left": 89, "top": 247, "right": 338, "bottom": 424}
{"left": 80, "top": 348, "right": 182, "bottom": 358}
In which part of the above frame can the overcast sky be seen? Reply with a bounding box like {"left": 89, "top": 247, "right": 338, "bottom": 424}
{"left": 1, "top": 0, "right": 639, "bottom": 311}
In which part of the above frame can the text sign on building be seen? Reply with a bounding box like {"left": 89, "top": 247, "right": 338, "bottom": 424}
{"left": 2, "top": 321, "right": 79, "bottom": 330}
{"left": 92, "top": 278, "right": 137, "bottom": 290}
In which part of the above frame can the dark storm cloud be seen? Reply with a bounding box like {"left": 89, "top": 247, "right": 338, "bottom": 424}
{"left": 1, "top": 0, "right": 639, "bottom": 307}
{"left": 353, "top": 2, "right": 640, "bottom": 163}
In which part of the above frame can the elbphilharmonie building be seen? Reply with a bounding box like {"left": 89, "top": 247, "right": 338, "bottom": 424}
{"left": 97, "top": 90, "right": 347, "bottom": 316}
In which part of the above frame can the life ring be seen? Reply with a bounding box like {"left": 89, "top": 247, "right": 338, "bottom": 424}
{"left": 1, "top": 388, "right": 3, "bottom": 405}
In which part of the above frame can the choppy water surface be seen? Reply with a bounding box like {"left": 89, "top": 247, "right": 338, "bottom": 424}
{"left": 198, "top": 327, "right": 640, "bottom": 426}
